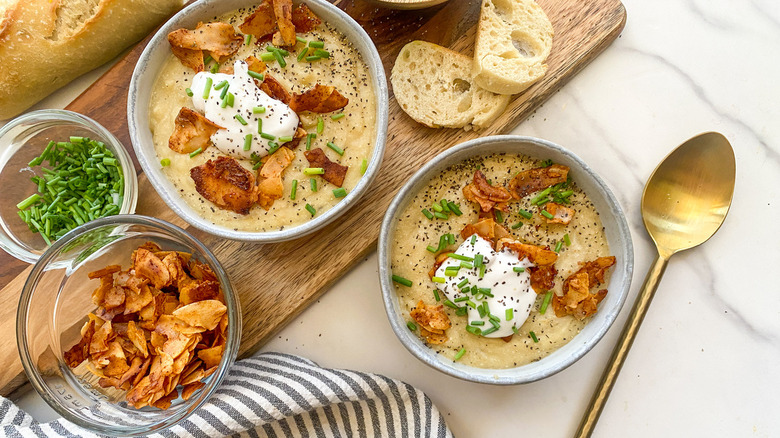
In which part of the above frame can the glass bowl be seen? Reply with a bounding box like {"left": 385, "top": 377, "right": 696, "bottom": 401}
{"left": 0, "top": 110, "right": 138, "bottom": 264}
{"left": 17, "top": 215, "right": 241, "bottom": 435}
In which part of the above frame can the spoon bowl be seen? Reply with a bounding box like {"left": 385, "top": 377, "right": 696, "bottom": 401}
{"left": 575, "top": 132, "right": 736, "bottom": 437}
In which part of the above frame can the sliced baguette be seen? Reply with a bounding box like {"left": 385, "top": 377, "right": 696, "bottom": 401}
{"left": 391, "top": 41, "right": 510, "bottom": 131}
{"left": 473, "top": 0, "right": 553, "bottom": 95}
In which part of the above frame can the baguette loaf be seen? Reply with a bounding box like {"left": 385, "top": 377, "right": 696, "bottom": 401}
{"left": 391, "top": 41, "right": 510, "bottom": 131}
{"left": 473, "top": 0, "right": 553, "bottom": 95}
{"left": 0, "top": 0, "right": 182, "bottom": 120}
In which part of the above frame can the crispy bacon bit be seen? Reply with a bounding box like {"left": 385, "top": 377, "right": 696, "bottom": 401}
{"left": 256, "top": 146, "right": 295, "bottom": 210}
{"left": 190, "top": 156, "right": 257, "bottom": 215}
{"left": 291, "top": 4, "right": 322, "bottom": 33}
{"left": 530, "top": 264, "right": 557, "bottom": 293}
{"left": 543, "top": 202, "right": 575, "bottom": 225}
{"left": 273, "top": 0, "right": 296, "bottom": 46}
{"left": 410, "top": 300, "right": 451, "bottom": 345}
{"left": 289, "top": 84, "right": 349, "bottom": 113}
{"left": 168, "top": 22, "right": 242, "bottom": 63}
{"left": 64, "top": 320, "right": 95, "bottom": 367}
{"left": 260, "top": 74, "right": 291, "bottom": 104}
{"left": 463, "top": 170, "right": 512, "bottom": 213}
{"left": 239, "top": 0, "right": 277, "bottom": 40}
{"left": 461, "top": 217, "right": 510, "bottom": 247}
{"left": 508, "top": 164, "right": 569, "bottom": 199}
{"left": 134, "top": 247, "right": 171, "bottom": 289}
{"left": 497, "top": 238, "right": 558, "bottom": 266}
{"left": 304, "top": 148, "right": 348, "bottom": 187}
{"left": 169, "top": 46, "right": 204, "bottom": 72}
{"left": 88, "top": 265, "right": 121, "bottom": 279}
{"left": 428, "top": 252, "right": 453, "bottom": 279}
{"left": 283, "top": 125, "right": 307, "bottom": 150}
{"left": 168, "top": 107, "right": 224, "bottom": 154}
{"left": 552, "top": 257, "right": 616, "bottom": 319}
{"left": 245, "top": 55, "right": 267, "bottom": 74}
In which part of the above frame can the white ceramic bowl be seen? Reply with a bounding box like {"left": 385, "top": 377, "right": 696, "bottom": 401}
{"left": 128, "top": 0, "right": 388, "bottom": 242}
{"left": 378, "top": 135, "right": 634, "bottom": 384}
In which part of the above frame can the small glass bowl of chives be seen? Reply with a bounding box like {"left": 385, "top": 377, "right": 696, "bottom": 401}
{"left": 0, "top": 109, "right": 138, "bottom": 263}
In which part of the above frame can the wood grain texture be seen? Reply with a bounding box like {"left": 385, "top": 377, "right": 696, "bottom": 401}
{"left": 0, "top": 0, "right": 625, "bottom": 395}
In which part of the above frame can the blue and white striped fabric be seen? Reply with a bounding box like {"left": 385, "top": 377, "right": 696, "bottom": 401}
{"left": 0, "top": 353, "right": 454, "bottom": 437}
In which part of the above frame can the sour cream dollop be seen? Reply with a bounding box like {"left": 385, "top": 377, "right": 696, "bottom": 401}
{"left": 190, "top": 60, "right": 298, "bottom": 160}
{"left": 435, "top": 235, "right": 536, "bottom": 338}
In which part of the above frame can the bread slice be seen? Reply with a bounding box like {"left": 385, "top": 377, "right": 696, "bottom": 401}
{"left": 473, "top": 0, "right": 553, "bottom": 95}
{"left": 391, "top": 41, "right": 510, "bottom": 131}
{"left": 0, "top": 0, "right": 182, "bottom": 120}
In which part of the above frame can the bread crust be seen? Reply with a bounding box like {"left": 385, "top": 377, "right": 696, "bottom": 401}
{"left": 0, "top": 0, "right": 182, "bottom": 120}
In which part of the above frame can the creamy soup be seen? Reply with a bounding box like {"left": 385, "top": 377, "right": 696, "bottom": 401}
{"left": 149, "top": 9, "right": 377, "bottom": 232}
{"left": 391, "top": 153, "right": 612, "bottom": 369}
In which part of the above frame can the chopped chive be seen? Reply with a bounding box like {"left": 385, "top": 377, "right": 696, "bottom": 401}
{"left": 454, "top": 296, "right": 469, "bottom": 303}
{"left": 448, "top": 253, "right": 474, "bottom": 262}
{"left": 185, "top": 87, "right": 194, "bottom": 97}
{"left": 189, "top": 148, "right": 203, "bottom": 158}
{"left": 258, "top": 117, "right": 263, "bottom": 134}
{"left": 392, "top": 275, "right": 413, "bottom": 287}
{"left": 426, "top": 245, "right": 437, "bottom": 253}
{"left": 453, "top": 348, "right": 466, "bottom": 361}
{"left": 448, "top": 202, "right": 462, "bottom": 216}
{"left": 530, "top": 187, "right": 552, "bottom": 205}
{"left": 433, "top": 289, "right": 441, "bottom": 302}
{"left": 470, "top": 320, "right": 485, "bottom": 326}
{"left": 305, "top": 203, "right": 316, "bottom": 216}
{"left": 244, "top": 33, "right": 252, "bottom": 46}
{"left": 313, "top": 49, "right": 330, "bottom": 58}
{"left": 477, "top": 304, "right": 487, "bottom": 319}
{"left": 554, "top": 240, "right": 563, "bottom": 253}
{"left": 407, "top": 321, "right": 417, "bottom": 331}
{"left": 333, "top": 187, "right": 347, "bottom": 198}
{"left": 460, "top": 261, "right": 474, "bottom": 269}
{"left": 457, "top": 278, "right": 469, "bottom": 287}
{"left": 226, "top": 92, "right": 235, "bottom": 107}
{"left": 530, "top": 331, "right": 539, "bottom": 343}
{"left": 495, "top": 210, "right": 503, "bottom": 223}
{"left": 202, "top": 77, "right": 213, "bottom": 99}
{"left": 431, "top": 276, "right": 445, "bottom": 283}
{"left": 243, "top": 134, "right": 253, "bottom": 151}
{"left": 273, "top": 50, "right": 286, "bottom": 67}
{"left": 559, "top": 190, "right": 574, "bottom": 198}
{"left": 433, "top": 211, "right": 448, "bottom": 220}
{"left": 471, "top": 235, "right": 477, "bottom": 245}
{"left": 455, "top": 306, "right": 468, "bottom": 316}
{"left": 422, "top": 209, "right": 434, "bottom": 220}
{"left": 267, "top": 141, "right": 280, "bottom": 154}
{"left": 308, "top": 40, "right": 325, "bottom": 48}
{"left": 310, "top": 178, "right": 317, "bottom": 192}
{"left": 440, "top": 199, "right": 450, "bottom": 213}
{"left": 360, "top": 158, "right": 368, "bottom": 175}
{"left": 511, "top": 222, "right": 523, "bottom": 229}
{"left": 331, "top": 113, "right": 345, "bottom": 121}
{"left": 518, "top": 209, "right": 533, "bottom": 219}
{"left": 466, "top": 300, "right": 477, "bottom": 309}
{"left": 303, "top": 167, "right": 325, "bottom": 175}
{"left": 326, "top": 142, "right": 344, "bottom": 155}
{"left": 316, "top": 116, "right": 324, "bottom": 134}
{"left": 160, "top": 158, "right": 171, "bottom": 167}
{"left": 210, "top": 62, "right": 220, "bottom": 73}
{"left": 541, "top": 210, "right": 554, "bottom": 219}
{"left": 220, "top": 83, "right": 231, "bottom": 99}
{"left": 506, "top": 308, "right": 514, "bottom": 321}
{"left": 540, "top": 291, "right": 553, "bottom": 315}
{"left": 443, "top": 300, "right": 458, "bottom": 310}
{"left": 564, "top": 233, "right": 572, "bottom": 246}
{"left": 305, "top": 133, "right": 313, "bottom": 150}
{"left": 252, "top": 106, "right": 266, "bottom": 114}
{"left": 260, "top": 52, "right": 275, "bottom": 62}
{"left": 290, "top": 179, "right": 298, "bottom": 200}
{"left": 489, "top": 319, "right": 501, "bottom": 329}
{"left": 474, "top": 254, "right": 483, "bottom": 267}
{"left": 447, "top": 234, "right": 455, "bottom": 245}
{"left": 17, "top": 194, "right": 41, "bottom": 210}
{"left": 203, "top": 54, "right": 213, "bottom": 65}
{"left": 305, "top": 55, "right": 321, "bottom": 62}
{"left": 431, "top": 203, "right": 443, "bottom": 213}
{"left": 214, "top": 80, "right": 229, "bottom": 90}
{"left": 234, "top": 114, "right": 248, "bottom": 125}
{"left": 466, "top": 326, "right": 482, "bottom": 335}
{"left": 481, "top": 327, "right": 498, "bottom": 336}
{"left": 297, "top": 47, "right": 309, "bottom": 62}
{"left": 260, "top": 132, "right": 276, "bottom": 140}
{"left": 443, "top": 268, "right": 460, "bottom": 277}
{"left": 248, "top": 70, "right": 264, "bottom": 81}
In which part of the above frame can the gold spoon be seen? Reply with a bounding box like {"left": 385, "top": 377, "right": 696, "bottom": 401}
{"left": 575, "top": 132, "right": 736, "bottom": 437}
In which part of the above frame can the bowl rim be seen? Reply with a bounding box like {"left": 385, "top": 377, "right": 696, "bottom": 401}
{"left": 0, "top": 109, "right": 138, "bottom": 264}
{"left": 16, "top": 214, "right": 241, "bottom": 435}
{"left": 377, "top": 135, "right": 634, "bottom": 385}
{"left": 127, "top": 0, "right": 389, "bottom": 243}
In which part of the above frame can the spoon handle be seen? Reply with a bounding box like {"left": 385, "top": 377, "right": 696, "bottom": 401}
{"left": 574, "top": 251, "right": 670, "bottom": 438}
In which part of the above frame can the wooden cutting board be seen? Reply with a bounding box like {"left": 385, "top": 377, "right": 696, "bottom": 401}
{"left": 0, "top": 0, "right": 625, "bottom": 395}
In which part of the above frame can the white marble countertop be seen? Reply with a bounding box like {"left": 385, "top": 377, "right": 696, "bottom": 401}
{"left": 9, "top": 0, "right": 780, "bottom": 436}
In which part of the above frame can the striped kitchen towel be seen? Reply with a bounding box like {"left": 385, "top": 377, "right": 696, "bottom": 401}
{"left": 0, "top": 353, "right": 454, "bottom": 437}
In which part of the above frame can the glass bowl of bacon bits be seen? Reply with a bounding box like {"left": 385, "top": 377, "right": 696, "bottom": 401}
{"left": 16, "top": 215, "right": 240, "bottom": 436}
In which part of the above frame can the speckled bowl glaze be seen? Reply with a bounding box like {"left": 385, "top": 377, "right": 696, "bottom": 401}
{"left": 128, "top": 0, "right": 388, "bottom": 242}
{"left": 378, "top": 135, "right": 634, "bottom": 385}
